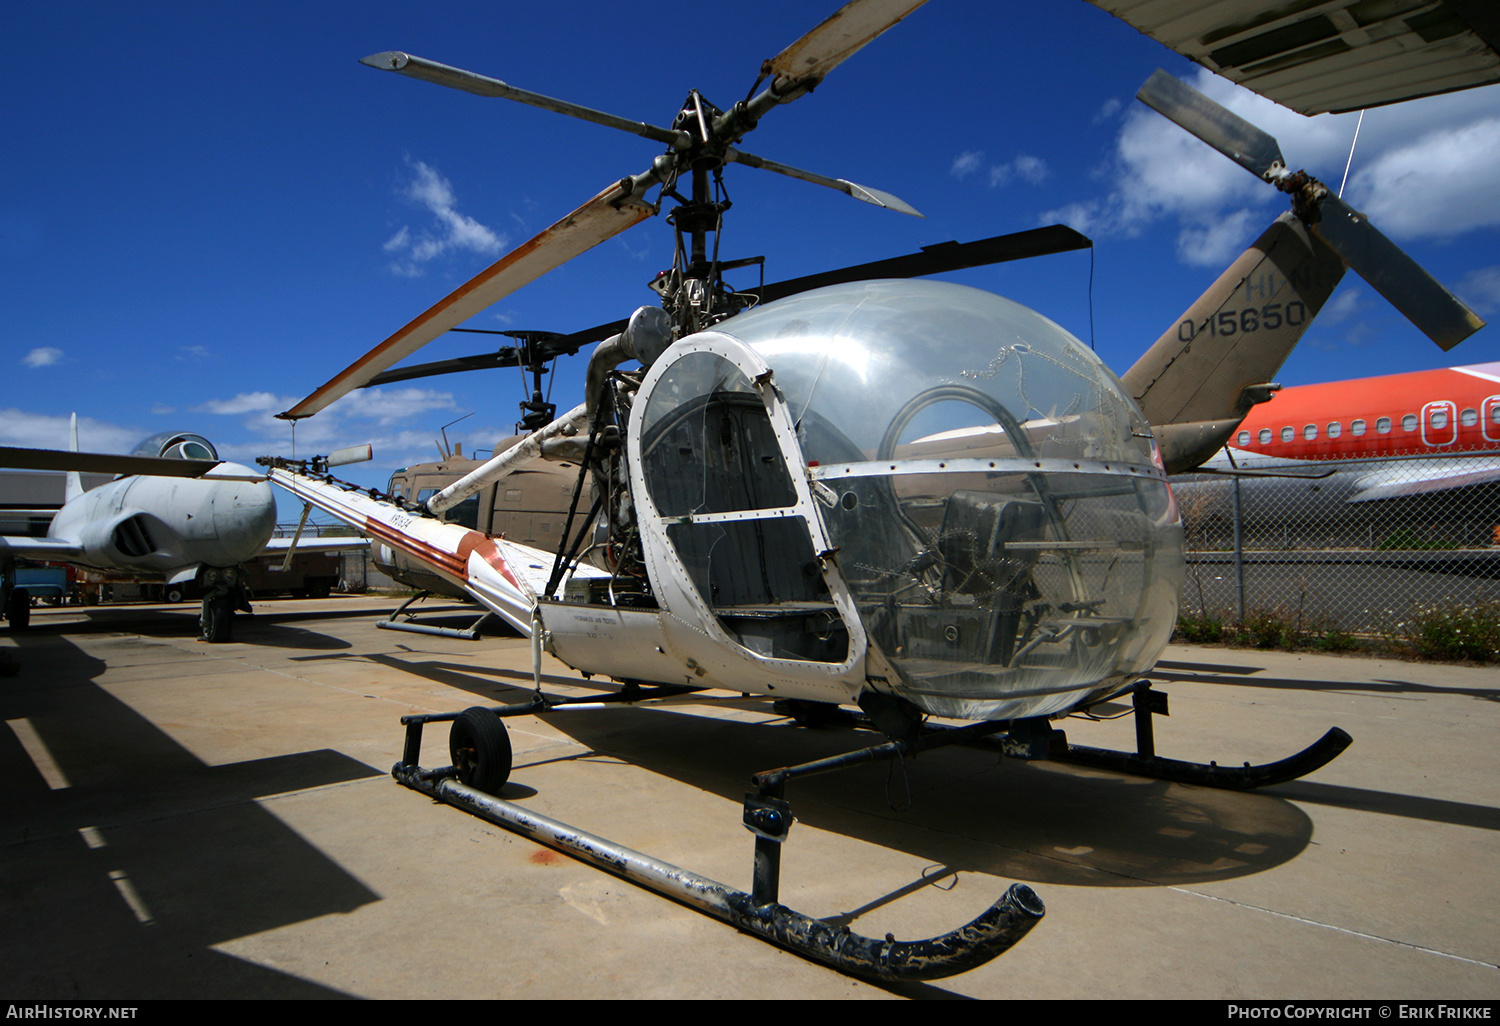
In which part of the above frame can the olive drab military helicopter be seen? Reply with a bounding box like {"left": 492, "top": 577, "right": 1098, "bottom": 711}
{"left": 261, "top": 0, "right": 1485, "bottom": 981}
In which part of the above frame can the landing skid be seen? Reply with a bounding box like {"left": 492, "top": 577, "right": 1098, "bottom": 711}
{"left": 390, "top": 679, "right": 1348, "bottom": 982}
{"left": 973, "top": 681, "right": 1353, "bottom": 791}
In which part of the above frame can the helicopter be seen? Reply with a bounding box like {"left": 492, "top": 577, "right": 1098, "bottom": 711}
{"left": 261, "top": 0, "right": 1485, "bottom": 982}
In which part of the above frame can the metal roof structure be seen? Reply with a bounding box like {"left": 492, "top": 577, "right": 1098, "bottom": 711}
{"left": 1090, "top": 0, "right": 1500, "bottom": 114}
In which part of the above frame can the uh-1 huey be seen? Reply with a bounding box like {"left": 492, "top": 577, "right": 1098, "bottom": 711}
{"left": 260, "top": 0, "right": 1484, "bottom": 982}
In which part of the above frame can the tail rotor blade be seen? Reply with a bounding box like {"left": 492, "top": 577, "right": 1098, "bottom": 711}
{"left": 1314, "top": 195, "right": 1484, "bottom": 351}
{"left": 1137, "top": 69, "right": 1485, "bottom": 350}
{"left": 1137, "top": 69, "right": 1286, "bottom": 181}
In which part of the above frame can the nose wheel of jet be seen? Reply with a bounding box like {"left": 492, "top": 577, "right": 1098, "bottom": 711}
{"left": 392, "top": 678, "right": 1349, "bottom": 983}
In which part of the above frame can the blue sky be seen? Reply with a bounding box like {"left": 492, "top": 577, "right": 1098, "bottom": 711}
{"left": 6, "top": 1, "right": 1498, "bottom": 521}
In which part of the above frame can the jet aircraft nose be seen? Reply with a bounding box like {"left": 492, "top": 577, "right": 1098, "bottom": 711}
{"left": 205, "top": 463, "right": 277, "bottom": 564}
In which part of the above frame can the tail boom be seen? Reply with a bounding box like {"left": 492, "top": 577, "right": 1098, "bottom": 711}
{"left": 264, "top": 463, "right": 596, "bottom": 634}
{"left": 1125, "top": 213, "right": 1346, "bottom": 473}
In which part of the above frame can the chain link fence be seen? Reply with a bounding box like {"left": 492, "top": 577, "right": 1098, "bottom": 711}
{"left": 1173, "top": 450, "right": 1500, "bottom": 636}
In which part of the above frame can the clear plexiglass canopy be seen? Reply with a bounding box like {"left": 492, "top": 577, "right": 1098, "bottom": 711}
{"left": 648, "top": 280, "right": 1185, "bottom": 719}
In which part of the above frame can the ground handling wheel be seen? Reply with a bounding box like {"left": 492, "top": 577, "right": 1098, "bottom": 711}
{"left": 449, "top": 707, "right": 511, "bottom": 795}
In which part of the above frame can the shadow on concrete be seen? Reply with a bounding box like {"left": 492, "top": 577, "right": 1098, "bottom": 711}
{"left": 0, "top": 630, "right": 381, "bottom": 998}
{"left": 362, "top": 652, "right": 1317, "bottom": 893}
{"left": 1151, "top": 664, "right": 1500, "bottom": 704}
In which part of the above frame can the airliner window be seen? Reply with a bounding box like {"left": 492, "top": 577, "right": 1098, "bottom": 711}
{"left": 1237, "top": 431, "right": 1249, "bottom": 446}
{"left": 1352, "top": 420, "right": 1366, "bottom": 436}
{"left": 1430, "top": 410, "right": 1448, "bottom": 430}
{"left": 1259, "top": 429, "right": 1272, "bottom": 444}
{"left": 1377, "top": 418, "right": 1392, "bottom": 433}
{"left": 1281, "top": 427, "right": 1293, "bottom": 442}
{"left": 1461, "top": 408, "right": 1478, "bottom": 427}
{"left": 1403, "top": 414, "right": 1418, "bottom": 432}
{"left": 1303, "top": 424, "right": 1317, "bottom": 441}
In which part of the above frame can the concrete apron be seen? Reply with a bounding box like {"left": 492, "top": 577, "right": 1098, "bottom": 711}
{"left": 1, "top": 597, "right": 1495, "bottom": 999}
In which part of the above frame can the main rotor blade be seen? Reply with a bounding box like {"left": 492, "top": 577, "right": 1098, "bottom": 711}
{"left": 722, "top": 0, "right": 930, "bottom": 138}
{"left": 1137, "top": 68, "right": 1285, "bottom": 180}
{"left": 280, "top": 181, "right": 656, "bottom": 420}
{"left": 765, "top": 0, "right": 930, "bottom": 92}
{"left": 725, "top": 148, "right": 922, "bottom": 216}
{"left": 1314, "top": 195, "right": 1485, "bottom": 351}
{"left": 360, "top": 226, "right": 1092, "bottom": 387}
{"left": 745, "top": 224, "right": 1091, "bottom": 304}
{"left": 359, "top": 52, "right": 692, "bottom": 151}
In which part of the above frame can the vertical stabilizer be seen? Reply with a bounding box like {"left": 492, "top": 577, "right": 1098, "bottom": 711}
{"left": 1123, "top": 213, "right": 1345, "bottom": 472}
{"left": 65, "top": 414, "right": 84, "bottom": 502}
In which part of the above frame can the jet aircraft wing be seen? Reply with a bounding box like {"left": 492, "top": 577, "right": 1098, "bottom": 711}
{"left": 1089, "top": 0, "right": 1500, "bottom": 114}
{"left": 0, "top": 535, "right": 86, "bottom": 562}
{"left": 0, "top": 446, "right": 222, "bottom": 479}
{"left": 261, "top": 536, "right": 370, "bottom": 555}
{"left": 1347, "top": 458, "right": 1500, "bottom": 503}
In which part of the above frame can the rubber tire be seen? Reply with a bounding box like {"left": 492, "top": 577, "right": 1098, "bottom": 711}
{"left": 449, "top": 707, "right": 512, "bottom": 795}
{"left": 7, "top": 588, "right": 30, "bottom": 631}
{"left": 201, "top": 596, "right": 234, "bottom": 643}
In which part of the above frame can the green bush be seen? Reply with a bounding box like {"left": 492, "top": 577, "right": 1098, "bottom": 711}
{"left": 1239, "top": 610, "right": 1289, "bottom": 649}
{"left": 1173, "top": 602, "right": 1497, "bottom": 663}
{"left": 1175, "top": 612, "right": 1225, "bottom": 643}
{"left": 1396, "top": 601, "right": 1500, "bottom": 663}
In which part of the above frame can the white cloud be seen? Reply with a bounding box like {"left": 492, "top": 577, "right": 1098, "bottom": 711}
{"left": 22, "top": 347, "right": 63, "bottom": 368}
{"left": 1044, "top": 70, "right": 1500, "bottom": 257}
{"left": 954, "top": 151, "right": 1048, "bottom": 189}
{"left": 384, "top": 161, "right": 507, "bottom": 276}
{"left": 1458, "top": 266, "right": 1500, "bottom": 315}
{"left": 0, "top": 410, "right": 141, "bottom": 453}
{"left": 199, "top": 386, "right": 458, "bottom": 436}
{"left": 193, "top": 385, "right": 467, "bottom": 474}
{"left": 950, "top": 151, "right": 983, "bottom": 179}
{"left": 1343, "top": 117, "right": 1500, "bottom": 239}
{"left": 988, "top": 154, "right": 1049, "bottom": 188}
{"left": 1174, "top": 208, "right": 1258, "bottom": 267}
{"left": 1319, "top": 287, "right": 1365, "bottom": 325}
{"left": 198, "top": 391, "right": 283, "bottom": 416}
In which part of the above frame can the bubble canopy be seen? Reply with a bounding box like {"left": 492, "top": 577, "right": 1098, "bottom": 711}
{"left": 634, "top": 280, "right": 1184, "bottom": 721}
{"left": 724, "top": 279, "right": 1155, "bottom": 467}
